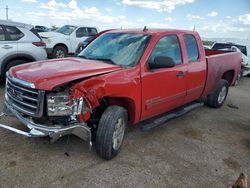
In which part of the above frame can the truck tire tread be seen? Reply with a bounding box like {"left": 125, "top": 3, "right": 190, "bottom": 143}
{"left": 206, "top": 79, "right": 229, "bottom": 108}
{"left": 96, "top": 105, "right": 128, "bottom": 160}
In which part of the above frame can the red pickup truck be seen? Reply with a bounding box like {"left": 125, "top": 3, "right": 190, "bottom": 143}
{"left": 0, "top": 29, "right": 242, "bottom": 160}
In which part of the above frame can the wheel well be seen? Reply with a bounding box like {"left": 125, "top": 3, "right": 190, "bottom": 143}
{"left": 92, "top": 97, "right": 135, "bottom": 124}
{"left": 222, "top": 70, "right": 234, "bottom": 85}
{"left": 54, "top": 43, "right": 68, "bottom": 53}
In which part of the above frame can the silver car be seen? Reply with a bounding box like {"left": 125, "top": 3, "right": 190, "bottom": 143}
{"left": 0, "top": 20, "right": 47, "bottom": 77}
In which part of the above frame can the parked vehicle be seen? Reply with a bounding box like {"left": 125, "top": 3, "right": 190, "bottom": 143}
{"left": 34, "top": 25, "right": 50, "bottom": 33}
{"left": 75, "top": 36, "right": 94, "bottom": 55}
{"left": 0, "top": 29, "right": 242, "bottom": 160}
{"left": 39, "top": 25, "right": 98, "bottom": 58}
{"left": 0, "top": 20, "right": 47, "bottom": 77}
{"left": 75, "top": 29, "right": 115, "bottom": 55}
{"left": 211, "top": 42, "right": 250, "bottom": 76}
{"left": 203, "top": 45, "right": 211, "bottom": 50}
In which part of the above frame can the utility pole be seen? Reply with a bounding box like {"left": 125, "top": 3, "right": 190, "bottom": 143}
{"left": 5, "top": 5, "right": 8, "bottom": 20}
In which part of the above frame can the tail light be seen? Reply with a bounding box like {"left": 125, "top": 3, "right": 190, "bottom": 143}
{"left": 32, "top": 42, "right": 46, "bottom": 47}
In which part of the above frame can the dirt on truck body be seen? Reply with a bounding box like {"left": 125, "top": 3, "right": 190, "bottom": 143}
{"left": 0, "top": 29, "right": 242, "bottom": 159}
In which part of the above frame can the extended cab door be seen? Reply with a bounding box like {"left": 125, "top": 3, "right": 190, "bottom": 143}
{"left": 141, "top": 34, "right": 187, "bottom": 120}
{"left": 182, "top": 34, "right": 206, "bottom": 103}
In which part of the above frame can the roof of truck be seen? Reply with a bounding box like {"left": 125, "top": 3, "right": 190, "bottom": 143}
{"left": 107, "top": 28, "right": 198, "bottom": 35}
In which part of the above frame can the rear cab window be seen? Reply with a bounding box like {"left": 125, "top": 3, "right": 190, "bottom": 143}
{"left": 5, "top": 26, "right": 24, "bottom": 41}
{"left": 184, "top": 34, "right": 199, "bottom": 62}
{"left": 149, "top": 35, "right": 182, "bottom": 66}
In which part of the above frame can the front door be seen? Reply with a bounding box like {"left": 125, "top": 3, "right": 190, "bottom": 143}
{"left": 141, "top": 35, "right": 187, "bottom": 120}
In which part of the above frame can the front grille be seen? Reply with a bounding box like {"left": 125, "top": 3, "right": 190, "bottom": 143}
{"left": 6, "top": 76, "right": 45, "bottom": 117}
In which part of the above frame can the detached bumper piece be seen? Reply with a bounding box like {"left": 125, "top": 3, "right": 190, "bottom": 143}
{"left": 0, "top": 102, "right": 92, "bottom": 148}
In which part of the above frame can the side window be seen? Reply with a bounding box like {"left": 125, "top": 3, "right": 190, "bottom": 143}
{"left": 5, "top": 26, "right": 24, "bottom": 41}
{"left": 149, "top": 35, "right": 182, "bottom": 65}
{"left": 184, "top": 34, "right": 199, "bottom": 62}
{"left": 0, "top": 26, "right": 5, "bottom": 41}
{"left": 87, "top": 28, "right": 97, "bottom": 36}
{"left": 76, "top": 27, "right": 88, "bottom": 38}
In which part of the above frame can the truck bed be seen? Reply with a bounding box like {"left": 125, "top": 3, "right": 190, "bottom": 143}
{"left": 202, "top": 49, "right": 242, "bottom": 96}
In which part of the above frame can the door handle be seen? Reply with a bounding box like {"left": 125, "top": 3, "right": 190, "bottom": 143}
{"left": 2, "top": 45, "right": 13, "bottom": 49}
{"left": 176, "top": 71, "right": 186, "bottom": 77}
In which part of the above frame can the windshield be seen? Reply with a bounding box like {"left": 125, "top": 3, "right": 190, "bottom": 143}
{"left": 78, "top": 33, "right": 150, "bottom": 67}
{"left": 56, "top": 25, "right": 77, "bottom": 35}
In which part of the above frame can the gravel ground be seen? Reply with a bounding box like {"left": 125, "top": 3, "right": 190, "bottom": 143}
{"left": 0, "top": 78, "right": 249, "bottom": 188}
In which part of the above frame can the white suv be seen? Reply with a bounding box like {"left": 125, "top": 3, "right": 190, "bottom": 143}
{"left": 39, "top": 25, "right": 98, "bottom": 58}
{"left": 0, "top": 20, "right": 47, "bottom": 77}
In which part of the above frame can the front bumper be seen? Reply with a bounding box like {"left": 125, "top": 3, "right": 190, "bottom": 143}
{"left": 0, "top": 101, "right": 92, "bottom": 147}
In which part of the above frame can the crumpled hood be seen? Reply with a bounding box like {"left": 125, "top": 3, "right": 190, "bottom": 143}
{"left": 9, "top": 58, "right": 122, "bottom": 90}
{"left": 39, "top": 31, "right": 64, "bottom": 38}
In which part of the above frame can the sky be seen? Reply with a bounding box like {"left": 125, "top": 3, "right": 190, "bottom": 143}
{"left": 0, "top": 0, "right": 249, "bottom": 39}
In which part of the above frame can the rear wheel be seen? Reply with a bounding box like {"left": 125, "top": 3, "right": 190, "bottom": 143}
{"left": 206, "top": 79, "right": 229, "bottom": 108}
{"left": 52, "top": 46, "right": 67, "bottom": 58}
{"left": 96, "top": 105, "right": 128, "bottom": 160}
{"left": 5, "top": 59, "right": 26, "bottom": 73}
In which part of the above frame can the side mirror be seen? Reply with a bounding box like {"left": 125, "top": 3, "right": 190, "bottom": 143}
{"left": 148, "top": 56, "right": 175, "bottom": 69}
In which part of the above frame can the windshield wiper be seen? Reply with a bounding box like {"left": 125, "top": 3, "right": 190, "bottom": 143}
{"left": 88, "top": 57, "right": 116, "bottom": 65}
{"left": 78, "top": 55, "right": 89, "bottom": 59}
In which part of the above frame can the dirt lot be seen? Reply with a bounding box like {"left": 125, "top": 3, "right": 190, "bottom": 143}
{"left": 0, "top": 78, "right": 249, "bottom": 188}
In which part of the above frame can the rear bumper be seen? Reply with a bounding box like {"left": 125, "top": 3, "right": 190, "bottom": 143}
{"left": 0, "top": 101, "right": 92, "bottom": 147}
{"left": 45, "top": 48, "right": 53, "bottom": 56}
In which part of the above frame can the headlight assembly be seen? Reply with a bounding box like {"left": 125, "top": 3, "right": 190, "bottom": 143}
{"left": 47, "top": 92, "right": 85, "bottom": 116}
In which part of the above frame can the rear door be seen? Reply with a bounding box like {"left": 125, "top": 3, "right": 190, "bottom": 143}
{"left": 141, "top": 34, "right": 187, "bottom": 120}
{"left": 0, "top": 25, "right": 18, "bottom": 69}
{"left": 182, "top": 34, "right": 206, "bottom": 103}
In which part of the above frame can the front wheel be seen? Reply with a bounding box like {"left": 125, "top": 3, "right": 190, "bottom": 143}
{"left": 206, "top": 79, "right": 229, "bottom": 108}
{"left": 96, "top": 106, "right": 128, "bottom": 160}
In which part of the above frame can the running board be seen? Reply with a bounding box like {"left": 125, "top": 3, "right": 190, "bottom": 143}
{"left": 140, "top": 102, "right": 204, "bottom": 131}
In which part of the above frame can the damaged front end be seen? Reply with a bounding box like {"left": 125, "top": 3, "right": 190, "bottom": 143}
{"left": 0, "top": 74, "right": 93, "bottom": 148}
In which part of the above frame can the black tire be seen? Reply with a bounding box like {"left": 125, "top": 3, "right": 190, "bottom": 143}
{"left": 96, "top": 105, "right": 128, "bottom": 160}
{"left": 52, "top": 45, "right": 67, "bottom": 58}
{"left": 206, "top": 79, "right": 229, "bottom": 108}
{"left": 5, "top": 59, "right": 26, "bottom": 73}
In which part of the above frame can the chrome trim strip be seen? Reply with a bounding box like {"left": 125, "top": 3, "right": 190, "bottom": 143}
{"left": 0, "top": 103, "right": 92, "bottom": 146}
{"left": 7, "top": 92, "right": 37, "bottom": 109}
{"left": 6, "top": 75, "right": 45, "bottom": 118}
{"left": 8, "top": 74, "right": 35, "bottom": 89}
{"left": 7, "top": 79, "right": 38, "bottom": 94}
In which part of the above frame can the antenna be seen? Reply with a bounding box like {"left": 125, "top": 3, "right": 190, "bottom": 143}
{"left": 5, "top": 5, "right": 9, "bottom": 20}
{"left": 193, "top": 25, "right": 195, "bottom": 31}
{"left": 143, "top": 26, "right": 148, "bottom": 32}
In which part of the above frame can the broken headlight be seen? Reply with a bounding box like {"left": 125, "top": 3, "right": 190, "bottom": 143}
{"left": 47, "top": 92, "right": 85, "bottom": 116}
